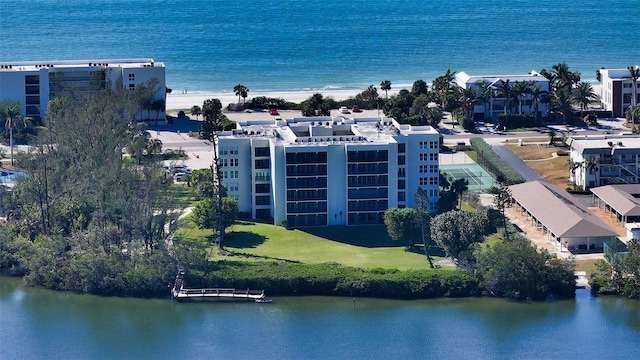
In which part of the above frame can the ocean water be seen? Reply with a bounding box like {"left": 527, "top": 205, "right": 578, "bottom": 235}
{"left": 1, "top": 0, "right": 639, "bottom": 93}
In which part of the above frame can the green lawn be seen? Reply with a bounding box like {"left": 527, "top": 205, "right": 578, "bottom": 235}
{"left": 175, "top": 219, "right": 440, "bottom": 270}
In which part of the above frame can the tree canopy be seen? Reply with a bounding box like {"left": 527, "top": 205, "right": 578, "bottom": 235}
{"left": 430, "top": 210, "right": 488, "bottom": 259}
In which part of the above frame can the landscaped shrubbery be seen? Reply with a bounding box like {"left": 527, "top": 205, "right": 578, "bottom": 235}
{"left": 185, "top": 261, "right": 480, "bottom": 299}
{"left": 470, "top": 138, "right": 525, "bottom": 184}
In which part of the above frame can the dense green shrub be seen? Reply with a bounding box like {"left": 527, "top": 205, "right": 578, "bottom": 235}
{"left": 470, "top": 138, "right": 525, "bottom": 184}
{"left": 183, "top": 261, "right": 480, "bottom": 299}
{"left": 497, "top": 114, "right": 538, "bottom": 129}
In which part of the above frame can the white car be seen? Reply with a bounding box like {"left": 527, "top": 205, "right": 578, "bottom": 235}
{"left": 339, "top": 106, "right": 349, "bottom": 114}
{"left": 173, "top": 172, "right": 188, "bottom": 182}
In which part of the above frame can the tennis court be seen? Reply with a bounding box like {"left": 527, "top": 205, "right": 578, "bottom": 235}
{"left": 439, "top": 163, "right": 497, "bottom": 191}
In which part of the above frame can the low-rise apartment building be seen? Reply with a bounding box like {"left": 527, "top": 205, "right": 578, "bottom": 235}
{"left": 569, "top": 134, "right": 640, "bottom": 188}
{"left": 0, "top": 58, "right": 165, "bottom": 119}
{"left": 217, "top": 116, "right": 440, "bottom": 227}
{"left": 455, "top": 71, "right": 550, "bottom": 121}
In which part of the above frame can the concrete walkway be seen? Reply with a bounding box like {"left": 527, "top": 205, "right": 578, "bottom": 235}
{"left": 491, "top": 145, "right": 544, "bottom": 182}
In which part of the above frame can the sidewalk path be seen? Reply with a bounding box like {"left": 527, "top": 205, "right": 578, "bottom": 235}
{"left": 492, "top": 145, "right": 544, "bottom": 182}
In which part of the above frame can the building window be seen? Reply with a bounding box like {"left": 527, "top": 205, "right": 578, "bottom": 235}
{"left": 398, "top": 179, "right": 405, "bottom": 189}
{"left": 230, "top": 158, "right": 238, "bottom": 167}
{"left": 398, "top": 155, "right": 405, "bottom": 165}
{"left": 220, "top": 146, "right": 228, "bottom": 155}
{"left": 398, "top": 143, "right": 405, "bottom": 153}
{"left": 398, "top": 192, "right": 406, "bottom": 202}
{"left": 128, "top": 73, "right": 135, "bottom": 81}
{"left": 229, "top": 146, "right": 239, "bottom": 155}
{"left": 430, "top": 153, "right": 438, "bottom": 161}
{"left": 430, "top": 165, "right": 437, "bottom": 173}
{"left": 420, "top": 153, "right": 427, "bottom": 161}
{"left": 419, "top": 165, "right": 428, "bottom": 173}
{"left": 419, "top": 141, "right": 428, "bottom": 150}
{"left": 398, "top": 168, "right": 405, "bottom": 178}
{"left": 430, "top": 141, "right": 438, "bottom": 149}
{"left": 220, "top": 158, "right": 228, "bottom": 167}
{"left": 223, "top": 171, "right": 239, "bottom": 179}
{"left": 429, "top": 177, "right": 438, "bottom": 185}
{"left": 420, "top": 177, "right": 428, "bottom": 186}
{"left": 128, "top": 84, "right": 135, "bottom": 91}
{"left": 228, "top": 182, "right": 239, "bottom": 192}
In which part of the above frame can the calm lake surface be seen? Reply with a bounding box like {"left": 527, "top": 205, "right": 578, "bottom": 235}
{"left": 1, "top": 277, "right": 638, "bottom": 360}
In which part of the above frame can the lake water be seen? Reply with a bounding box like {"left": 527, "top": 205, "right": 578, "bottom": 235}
{"left": 2, "top": 0, "right": 639, "bottom": 93}
{"left": 1, "top": 276, "right": 639, "bottom": 359}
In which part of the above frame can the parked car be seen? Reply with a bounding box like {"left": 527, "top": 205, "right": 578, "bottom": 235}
{"left": 269, "top": 108, "right": 279, "bottom": 115}
{"left": 352, "top": 105, "right": 361, "bottom": 112}
{"left": 339, "top": 106, "right": 349, "bottom": 114}
{"left": 173, "top": 172, "right": 187, "bottom": 182}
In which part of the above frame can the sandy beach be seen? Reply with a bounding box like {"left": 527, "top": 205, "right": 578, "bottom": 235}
{"left": 166, "top": 88, "right": 400, "bottom": 111}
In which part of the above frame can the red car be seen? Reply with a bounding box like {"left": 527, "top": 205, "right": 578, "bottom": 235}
{"left": 268, "top": 108, "right": 279, "bottom": 115}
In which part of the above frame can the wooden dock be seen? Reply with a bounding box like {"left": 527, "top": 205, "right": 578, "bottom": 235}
{"left": 172, "top": 286, "right": 265, "bottom": 301}
{"left": 171, "top": 267, "right": 266, "bottom": 302}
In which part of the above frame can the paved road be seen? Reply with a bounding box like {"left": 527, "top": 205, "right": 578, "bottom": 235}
{"left": 491, "top": 145, "right": 544, "bottom": 182}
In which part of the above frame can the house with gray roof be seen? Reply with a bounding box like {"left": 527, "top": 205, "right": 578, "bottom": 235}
{"left": 591, "top": 184, "right": 640, "bottom": 241}
{"left": 509, "top": 181, "right": 618, "bottom": 253}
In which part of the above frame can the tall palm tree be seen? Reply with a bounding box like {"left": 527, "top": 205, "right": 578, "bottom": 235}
{"left": 568, "top": 159, "right": 583, "bottom": 190}
{"left": 529, "top": 85, "right": 549, "bottom": 123}
{"left": 583, "top": 156, "right": 599, "bottom": 188}
{"left": 495, "top": 80, "right": 515, "bottom": 129}
{"left": 572, "top": 81, "right": 598, "bottom": 118}
{"left": 512, "top": 81, "right": 532, "bottom": 114}
{"left": 476, "top": 80, "right": 492, "bottom": 120}
{"left": 1, "top": 100, "right": 21, "bottom": 166}
{"left": 628, "top": 66, "right": 640, "bottom": 124}
{"left": 233, "top": 84, "right": 248, "bottom": 104}
{"left": 458, "top": 87, "right": 479, "bottom": 121}
{"left": 380, "top": 80, "right": 391, "bottom": 99}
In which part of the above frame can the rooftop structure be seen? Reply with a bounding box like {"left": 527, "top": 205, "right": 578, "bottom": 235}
{"left": 598, "top": 67, "right": 640, "bottom": 118}
{"left": 217, "top": 116, "right": 440, "bottom": 227}
{"left": 509, "top": 181, "right": 618, "bottom": 252}
{"left": 0, "top": 58, "right": 165, "bottom": 119}
{"left": 455, "top": 71, "right": 550, "bottom": 121}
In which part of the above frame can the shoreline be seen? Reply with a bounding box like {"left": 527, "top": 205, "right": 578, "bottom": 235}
{"left": 166, "top": 88, "right": 401, "bottom": 111}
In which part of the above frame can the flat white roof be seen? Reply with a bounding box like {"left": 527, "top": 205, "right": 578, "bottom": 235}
{"left": 0, "top": 58, "right": 163, "bottom": 71}
{"left": 219, "top": 117, "right": 438, "bottom": 146}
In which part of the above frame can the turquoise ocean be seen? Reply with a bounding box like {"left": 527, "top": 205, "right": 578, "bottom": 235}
{"left": 1, "top": 0, "right": 639, "bottom": 94}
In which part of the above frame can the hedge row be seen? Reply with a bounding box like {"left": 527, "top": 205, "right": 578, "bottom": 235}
{"left": 185, "top": 261, "right": 480, "bottom": 299}
{"left": 470, "top": 137, "right": 525, "bottom": 185}
{"left": 497, "top": 114, "right": 540, "bottom": 129}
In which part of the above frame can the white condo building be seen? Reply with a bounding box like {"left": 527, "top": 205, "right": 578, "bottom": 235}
{"left": 217, "top": 116, "right": 441, "bottom": 227}
{"left": 569, "top": 134, "right": 640, "bottom": 188}
{"left": 0, "top": 58, "right": 165, "bottom": 119}
{"left": 455, "top": 71, "right": 550, "bottom": 121}
{"left": 598, "top": 67, "right": 640, "bottom": 118}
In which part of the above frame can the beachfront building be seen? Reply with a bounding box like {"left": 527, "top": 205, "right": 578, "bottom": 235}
{"left": 598, "top": 67, "right": 640, "bottom": 118}
{"left": 569, "top": 134, "right": 640, "bottom": 188}
{"left": 509, "top": 181, "right": 618, "bottom": 253}
{"left": 0, "top": 58, "right": 165, "bottom": 119}
{"left": 455, "top": 71, "right": 550, "bottom": 121}
{"left": 217, "top": 116, "right": 440, "bottom": 227}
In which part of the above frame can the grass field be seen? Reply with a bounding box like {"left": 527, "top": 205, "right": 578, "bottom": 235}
{"left": 507, "top": 144, "right": 570, "bottom": 187}
{"left": 175, "top": 218, "right": 441, "bottom": 270}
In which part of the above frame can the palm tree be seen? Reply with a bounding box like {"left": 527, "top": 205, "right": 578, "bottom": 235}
{"left": 495, "top": 80, "right": 515, "bottom": 129}
{"left": 1, "top": 100, "right": 21, "bottom": 166}
{"left": 233, "top": 84, "right": 249, "bottom": 104}
{"left": 450, "top": 178, "right": 469, "bottom": 209}
{"left": 380, "top": 80, "right": 391, "bottom": 99}
{"left": 190, "top": 105, "right": 202, "bottom": 120}
{"left": 583, "top": 156, "right": 599, "bottom": 188}
{"left": 529, "top": 85, "right": 549, "bottom": 124}
{"left": 568, "top": 159, "right": 583, "bottom": 190}
{"left": 628, "top": 66, "right": 640, "bottom": 124}
{"left": 476, "top": 80, "right": 492, "bottom": 120}
{"left": 458, "top": 87, "right": 479, "bottom": 121}
{"left": 512, "top": 81, "right": 533, "bottom": 114}
{"left": 571, "top": 81, "right": 598, "bottom": 118}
